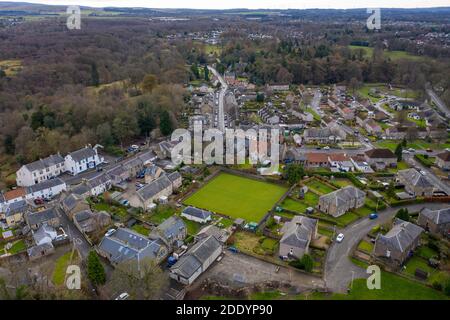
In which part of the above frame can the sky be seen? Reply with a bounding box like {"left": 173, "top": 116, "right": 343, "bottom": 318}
{"left": 4, "top": 0, "right": 450, "bottom": 9}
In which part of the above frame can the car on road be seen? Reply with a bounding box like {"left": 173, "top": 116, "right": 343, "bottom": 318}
{"left": 323, "top": 146, "right": 330, "bottom": 150}
{"left": 426, "top": 148, "right": 433, "bottom": 152}
{"left": 135, "top": 183, "right": 144, "bottom": 190}
{"left": 115, "top": 292, "right": 130, "bottom": 300}
{"left": 105, "top": 229, "right": 116, "bottom": 237}
{"left": 316, "top": 146, "right": 321, "bottom": 150}
{"left": 408, "top": 148, "right": 416, "bottom": 152}
{"left": 369, "top": 213, "right": 378, "bottom": 220}
{"left": 336, "top": 233, "right": 345, "bottom": 243}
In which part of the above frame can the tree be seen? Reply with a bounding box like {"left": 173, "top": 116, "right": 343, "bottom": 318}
{"left": 159, "top": 110, "right": 173, "bottom": 136}
{"left": 256, "top": 93, "right": 265, "bottom": 102}
{"left": 87, "top": 251, "right": 106, "bottom": 286}
{"left": 387, "top": 181, "right": 396, "bottom": 198}
{"left": 141, "top": 74, "right": 157, "bottom": 93}
{"left": 3, "top": 135, "right": 14, "bottom": 155}
{"left": 203, "top": 65, "right": 209, "bottom": 81}
{"left": 299, "top": 254, "right": 314, "bottom": 272}
{"left": 285, "top": 163, "right": 305, "bottom": 185}
{"left": 396, "top": 208, "right": 410, "bottom": 222}
{"left": 110, "top": 257, "right": 168, "bottom": 299}
{"left": 394, "top": 143, "right": 403, "bottom": 161}
{"left": 91, "top": 63, "right": 100, "bottom": 87}
{"left": 190, "top": 63, "right": 199, "bottom": 79}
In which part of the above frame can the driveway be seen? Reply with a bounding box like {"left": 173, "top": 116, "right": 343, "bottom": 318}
{"left": 324, "top": 202, "right": 449, "bottom": 292}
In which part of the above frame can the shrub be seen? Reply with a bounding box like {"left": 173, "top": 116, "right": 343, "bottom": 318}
{"left": 432, "top": 281, "right": 443, "bottom": 291}
{"left": 87, "top": 251, "right": 106, "bottom": 286}
{"left": 289, "top": 254, "right": 314, "bottom": 272}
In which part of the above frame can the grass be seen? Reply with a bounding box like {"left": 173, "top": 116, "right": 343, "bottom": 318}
{"left": 234, "top": 232, "right": 279, "bottom": 257}
{"left": 402, "top": 256, "right": 436, "bottom": 280}
{"left": 304, "top": 179, "right": 336, "bottom": 195}
{"left": 417, "top": 246, "right": 438, "bottom": 260}
{"left": 92, "top": 201, "right": 128, "bottom": 218}
{"left": 0, "top": 59, "right": 22, "bottom": 76}
{"left": 332, "top": 179, "right": 353, "bottom": 188}
{"left": 182, "top": 217, "right": 202, "bottom": 236}
{"left": 131, "top": 224, "right": 150, "bottom": 236}
{"left": 335, "top": 211, "right": 360, "bottom": 226}
{"left": 184, "top": 173, "right": 288, "bottom": 223}
{"left": 280, "top": 197, "right": 308, "bottom": 213}
{"left": 147, "top": 206, "right": 177, "bottom": 224}
{"left": 349, "top": 46, "right": 424, "bottom": 62}
{"left": 376, "top": 139, "right": 450, "bottom": 152}
{"left": 52, "top": 251, "right": 79, "bottom": 286}
{"left": 249, "top": 291, "right": 283, "bottom": 300}
{"left": 7, "top": 239, "right": 26, "bottom": 254}
{"left": 357, "top": 240, "right": 374, "bottom": 252}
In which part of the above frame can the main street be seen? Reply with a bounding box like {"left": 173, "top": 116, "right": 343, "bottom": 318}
{"left": 208, "top": 65, "right": 228, "bottom": 132}
{"left": 324, "top": 202, "right": 448, "bottom": 292}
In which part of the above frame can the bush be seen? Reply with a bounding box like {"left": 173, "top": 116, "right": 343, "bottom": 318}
{"left": 444, "top": 279, "right": 450, "bottom": 297}
{"left": 185, "top": 235, "right": 195, "bottom": 244}
{"left": 87, "top": 251, "right": 106, "bottom": 286}
{"left": 432, "top": 281, "right": 443, "bottom": 291}
{"left": 289, "top": 254, "right": 314, "bottom": 272}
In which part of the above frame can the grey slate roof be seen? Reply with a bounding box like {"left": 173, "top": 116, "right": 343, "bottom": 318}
{"left": 27, "top": 207, "right": 58, "bottom": 226}
{"left": 27, "top": 242, "right": 54, "bottom": 257}
{"left": 155, "top": 216, "right": 186, "bottom": 241}
{"left": 170, "top": 235, "right": 221, "bottom": 279}
{"left": 71, "top": 184, "right": 90, "bottom": 196}
{"left": 137, "top": 175, "right": 172, "bottom": 201}
{"left": 319, "top": 185, "right": 365, "bottom": 207}
{"left": 74, "top": 209, "right": 93, "bottom": 223}
{"left": 182, "top": 206, "right": 212, "bottom": 220}
{"left": 376, "top": 218, "right": 424, "bottom": 253}
{"left": 5, "top": 199, "right": 28, "bottom": 217}
{"left": 24, "top": 154, "right": 64, "bottom": 172}
{"left": 397, "top": 169, "right": 433, "bottom": 189}
{"left": 0, "top": 193, "right": 4, "bottom": 204}
{"left": 86, "top": 173, "right": 111, "bottom": 189}
{"left": 67, "top": 147, "right": 96, "bottom": 162}
{"left": 280, "top": 215, "right": 317, "bottom": 249}
{"left": 138, "top": 150, "right": 157, "bottom": 163}
{"left": 27, "top": 178, "right": 65, "bottom": 194}
{"left": 420, "top": 208, "right": 450, "bottom": 225}
{"left": 167, "top": 171, "right": 182, "bottom": 183}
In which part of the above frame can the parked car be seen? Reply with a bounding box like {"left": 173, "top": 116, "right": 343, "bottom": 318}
{"left": 105, "top": 229, "right": 116, "bottom": 237}
{"left": 402, "top": 150, "right": 410, "bottom": 154}
{"left": 369, "top": 213, "right": 378, "bottom": 220}
{"left": 426, "top": 148, "right": 433, "bottom": 152}
{"left": 408, "top": 148, "right": 416, "bottom": 152}
{"left": 228, "top": 246, "right": 239, "bottom": 253}
{"left": 315, "top": 146, "right": 321, "bottom": 150}
{"left": 323, "top": 146, "right": 330, "bottom": 150}
{"left": 34, "top": 198, "right": 44, "bottom": 205}
{"left": 336, "top": 233, "right": 345, "bottom": 243}
{"left": 115, "top": 292, "right": 130, "bottom": 300}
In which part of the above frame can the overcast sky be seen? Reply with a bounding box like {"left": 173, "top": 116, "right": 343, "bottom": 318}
{"left": 4, "top": 0, "right": 450, "bottom": 9}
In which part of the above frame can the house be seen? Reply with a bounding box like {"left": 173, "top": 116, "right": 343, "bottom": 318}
{"left": 26, "top": 207, "right": 60, "bottom": 230}
{"left": 303, "top": 125, "right": 346, "bottom": 144}
{"left": 283, "top": 148, "right": 307, "bottom": 165}
{"left": 150, "top": 216, "right": 187, "bottom": 249}
{"left": 318, "top": 186, "right": 366, "bottom": 217}
{"left": 2, "top": 187, "right": 27, "bottom": 206}
{"left": 129, "top": 175, "right": 173, "bottom": 210}
{"left": 417, "top": 208, "right": 450, "bottom": 238}
{"left": 137, "top": 150, "right": 157, "bottom": 166}
{"left": 181, "top": 206, "right": 212, "bottom": 224}
{"left": 2, "top": 199, "right": 29, "bottom": 227}
{"left": 27, "top": 242, "right": 55, "bottom": 261}
{"left": 328, "top": 153, "right": 354, "bottom": 172}
{"left": 170, "top": 235, "right": 222, "bottom": 285}
{"left": 350, "top": 156, "right": 374, "bottom": 173}
{"left": 64, "top": 146, "right": 104, "bottom": 175}
{"left": 305, "top": 153, "right": 329, "bottom": 168}
{"left": 107, "top": 165, "right": 130, "bottom": 187}
{"left": 60, "top": 193, "right": 90, "bottom": 219}
{"left": 397, "top": 169, "right": 434, "bottom": 197}
{"left": 158, "top": 140, "right": 179, "bottom": 159}
{"left": 70, "top": 184, "right": 91, "bottom": 199}
{"left": 364, "top": 119, "right": 382, "bottom": 136}
{"left": 436, "top": 151, "right": 450, "bottom": 171}
{"left": 16, "top": 153, "right": 65, "bottom": 187}
{"left": 122, "top": 157, "right": 145, "bottom": 177}
{"left": 279, "top": 215, "right": 318, "bottom": 259}
{"left": 73, "top": 209, "right": 111, "bottom": 234}
{"left": 364, "top": 148, "right": 397, "bottom": 171}
{"left": 168, "top": 171, "right": 182, "bottom": 190}
{"left": 195, "top": 225, "right": 229, "bottom": 243}
{"left": 33, "top": 224, "right": 57, "bottom": 246}
{"left": 337, "top": 105, "right": 355, "bottom": 120}
{"left": 144, "top": 165, "right": 164, "bottom": 184}
{"left": 373, "top": 218, "right": 424, "bottom": 267}
{"left": 25, "top": 178, "right": 66, "bottom": 201}
{"left": 84, "top": 173, "right": 111, "bottom": 196}
{"left": 98, "top": 228, "right": 169, "bottom": 266}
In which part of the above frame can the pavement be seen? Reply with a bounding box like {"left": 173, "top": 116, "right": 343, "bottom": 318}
{"left": 324, "top": 202, "right": 449, "bottom": 292}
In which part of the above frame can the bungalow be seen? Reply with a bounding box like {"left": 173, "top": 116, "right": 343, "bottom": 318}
{"left": 364, "top": 148, "right": 397, "bottom": 171}
{"left": 397, "top": 169, "right": 434, "bottom": 197}
{"left": 436, "top": 151, "right": 450, "bottom": 171}
{"left": 64, "top": 146, "right": 104, "bottom": 175}
{"left": 318, "top": 186, "right": 366, "bottom": 217}
{"left": 25, "top": 178, "right": 66, "bottom": 201}
{"left": 305, "top": 153, "right": 329, "bottom": 168}
{"left": 74, "top": 209, "right": 111, "bottom": 234}
{"left": 150, "top": 216, "right": 187, "bottom": 250}
{"left": 417, "top": 208, "right": 450, "bottom": 238}
{"left": 279, "top": 215, "right": 318, "bottom": 259}
{"left": 98, "top": 228, "right": 169, "bottom": 266}
{"left": 181, "top": 206, "right": 212, "bottom": 224}
{"left": 129, "top": 175, "right": 173, "bottom": 210}
{"left": 373, "top": 218, "right": 424, "bottom": 268}
{"left": 16, "top": 153, "right": 65, "bottom": 187}
{"left": 364, "top": 119, "right": 382, "bottom": 136}
{"left": 170, "top": 235, "right": 222, "bottom": 285}
{"left": 167, "top": 171, "right": 183, "bottom": 190}
{"left": 328, "top": 153, "right": 354, "bottom": 172}
{"left": 337, "top": 105, "right": 355, "bottom": 120}
{"left": 26, "top": 207, "right": 60, "bottom": 230}
{"left": 303, "top": 125, "right": 346, "bottom": 144}
{"left": 350, "top": 156, "right": 374, "bottom": 173}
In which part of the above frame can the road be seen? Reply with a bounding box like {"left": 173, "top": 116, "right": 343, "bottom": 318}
{"left": 373, "top": 98, "right": 394, "bottom": 118}
{"left": 208, "top": 65, "right": 228, "bottom": 132}
{"left": 324, "top": 202, "right": 448, "bottom": 292}
{"left": 310, "top": 89, "right": 323, "bottom": 117}
{"left": 426, "top": 87, "right": 450, "bottom": 118}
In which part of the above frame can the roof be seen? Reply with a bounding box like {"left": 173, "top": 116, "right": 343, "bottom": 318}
{"left": 154, "top": 216, "right": 186, "bottom": 242}
{"left": 33, "top": 224, "right": 57, "bottom": 244}
{"left": 107, "top": 165, "right": 128, "bottom": 177}
{"left": 74, "top": 209, "right": 93, "bottom": 223}
{"left": 329, "top": 153, "right": 350, "bottom": 162}
{"left": 280, "top": 216, "right": 317, "bottom": 249}
{"left": 27, "top": 207, "right": 58, "bottom": 226}
{"left": 437, "top": 151, "right": 450, "bottom": 162}
{"left": 167, "top": 171, "right": 182, "bottom": 183}
{"left": 138, "top": 150, "right": 157, "bottom": 163}
{"left": 86, "top": 173, "right": 111, "bottom": 189}
{"left": 67, "top": 147, "right": 96, "bottom": 162}
{"left": 71, "top": 184, "right": 90, "bottom": 196}
{"left": 420, "top": 208, "right": 450, "bottom": 225}
{"left": 182, "top": 206, "right": 212, "bottom": 220}
{"left": 376, "top": 219, "right": 423, "bottom": 253}
{"left": 61, "top": 193, "right": 84, "bottom": 211}
{"left": 23, "top": 154, "right": 64, "bottom": 172}
{"left": 397, "top": 169, "right": 433, "bottom": 189}
{"left": 365, "top": 148, "right": 396, "bottom": 159}
{"left": 319, "top": 185, "right": 365, "bottom": 207}
{"left": 306, "top": 153, "right": 329, "bottom": 163}
{"left": 4, "top": 199, "right": 28, "bottom": 217}
{"left": 27, "top": 178, "right": 65, "bottom": 194}
{"left": 137, "top": 175, "right": 172, "bottom": 201}
{"left": 4, "top": 188, "right": 26, "bottom": 201}
{"left": 27, "top": 242, "right": 54, "bottom": 257}
{"left": 170, "top": 235, "right": 221, "bottom": 279}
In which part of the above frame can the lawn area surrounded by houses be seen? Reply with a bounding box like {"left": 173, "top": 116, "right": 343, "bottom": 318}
{"left": 52, "top": 251, "right": 80, "bottom": 286}
{"left": 233, "top": 231, "right": 279, "bottom": 257}
{"left": 184, "top": 172, "right": 288, "bottom": 222}
{"left": 304, "top": 179, "right": 336, "bottom": 195}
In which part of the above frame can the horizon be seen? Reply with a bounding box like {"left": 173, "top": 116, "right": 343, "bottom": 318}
{"left": 1, "top": 0, "right": 450, "bottom": 10}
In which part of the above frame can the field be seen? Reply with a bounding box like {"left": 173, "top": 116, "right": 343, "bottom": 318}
{"left": 349, "top": 46, "right": 424, "bottom": 62}
{"left": 184, "top": 173, "right": 288, "bottom": 222}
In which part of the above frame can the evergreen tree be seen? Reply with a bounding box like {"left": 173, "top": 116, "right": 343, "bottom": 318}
{"left": 91, "top": 63, "right": 100, "bottom": 87}
{"left": 87, "top": 251, "right": 106, "bottom": 286}
{"left": 159, "top": 110, "right": 173, "bottom": 136}
{"left": 395, "top": 208, "right": 410, "bottom": 222}
{"left": 394, "top": 143, "right": 403, "bottom": 161}
{"left": 204, "top": 65, "right": 209, "bottom": 81}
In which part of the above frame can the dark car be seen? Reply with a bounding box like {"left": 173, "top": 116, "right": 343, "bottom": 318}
{"left": 34, "top": 198, "right": 44, "bottom": 205}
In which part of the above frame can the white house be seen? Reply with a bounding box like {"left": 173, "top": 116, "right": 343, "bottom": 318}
{"left": 33, "top": 224, "right": 57, "bottom": 246}
{"left": 65, "top": 146, "right": 104, "bottom": 175}
{"left": 181, "top": 206, "right": 212, "bottom": 224}
{"left": 85, "top": 173, "right": 112, "bottom": 197}
{"left": 25, "top": 178, "right": 67, "bottom": 201}
{"left": 16, "top": 154, "right": 65, "bottom": 187}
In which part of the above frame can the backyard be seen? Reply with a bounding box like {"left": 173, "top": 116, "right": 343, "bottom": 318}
{"left": 304, "top": 178, "right": 336, "bottom": 195}
{"left": 184, "top": 172, "right": 288, "bottom": 222}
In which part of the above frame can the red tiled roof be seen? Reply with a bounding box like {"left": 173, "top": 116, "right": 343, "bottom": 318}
{"left": 4, "top": 187, "right": 26, "bottom": 201}
{"left": 306, "top": 153, "right": 329, "bottom": 163}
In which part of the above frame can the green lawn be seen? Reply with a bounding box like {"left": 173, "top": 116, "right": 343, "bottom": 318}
{"left": 131, "top": 224, "right": 150, "bottom": 236}
{"left": 52, "top": 251, "right": 78, "bottom": 286}
{"left": 184, "top": 173, "right": 288, "bottom": 222}
{"left": 304, "top": 179, "right": 336, "bottom": 195}
{"left": 335, "top": 211, "right": 360, "bottom": 226}
{"left": 377, "top": 139, "right": 450, "bottom": 152}
{"left": 417, "top": 246, "right": 438, "bottom": 260}
{"left": 147, "top": 206, "right": 177, "bottom": 224}
{"left": 357, "top": 240, "right": 374, "bottom": 253}
{"left": 7, "top": 239, "right": 26, "bottom": 254}
{"left": 182, "top": 217, "right": 202, "bottom": 236}
{"left": 403, "top": 256, "right": 437, "bottom": 280}
{"left": 332, "top": 179, "right": 353, "bottom": 188}
{"left": 281, "top": 197, "right": 308, "bottom": 213}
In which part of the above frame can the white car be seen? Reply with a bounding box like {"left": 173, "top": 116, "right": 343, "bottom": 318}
{"left": 408, "top": 148, "right": 416, "bottom": 152}
{"left": 402, "top": 150, "right": 409, "bottom": 154}
{"left": 323, "top": 146, "right": 330, "bottom": 150}
{"left": 131, "top": 145, "right": 139, "bottom": 150}
{"left": 336, "top": 233, "right": 345, "bottom": 243}
{"left": 105, "top": 229, "right": 116, "bottom": 237}
{"left": 115, "top": 292, "right": 130, "bottom": 300}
